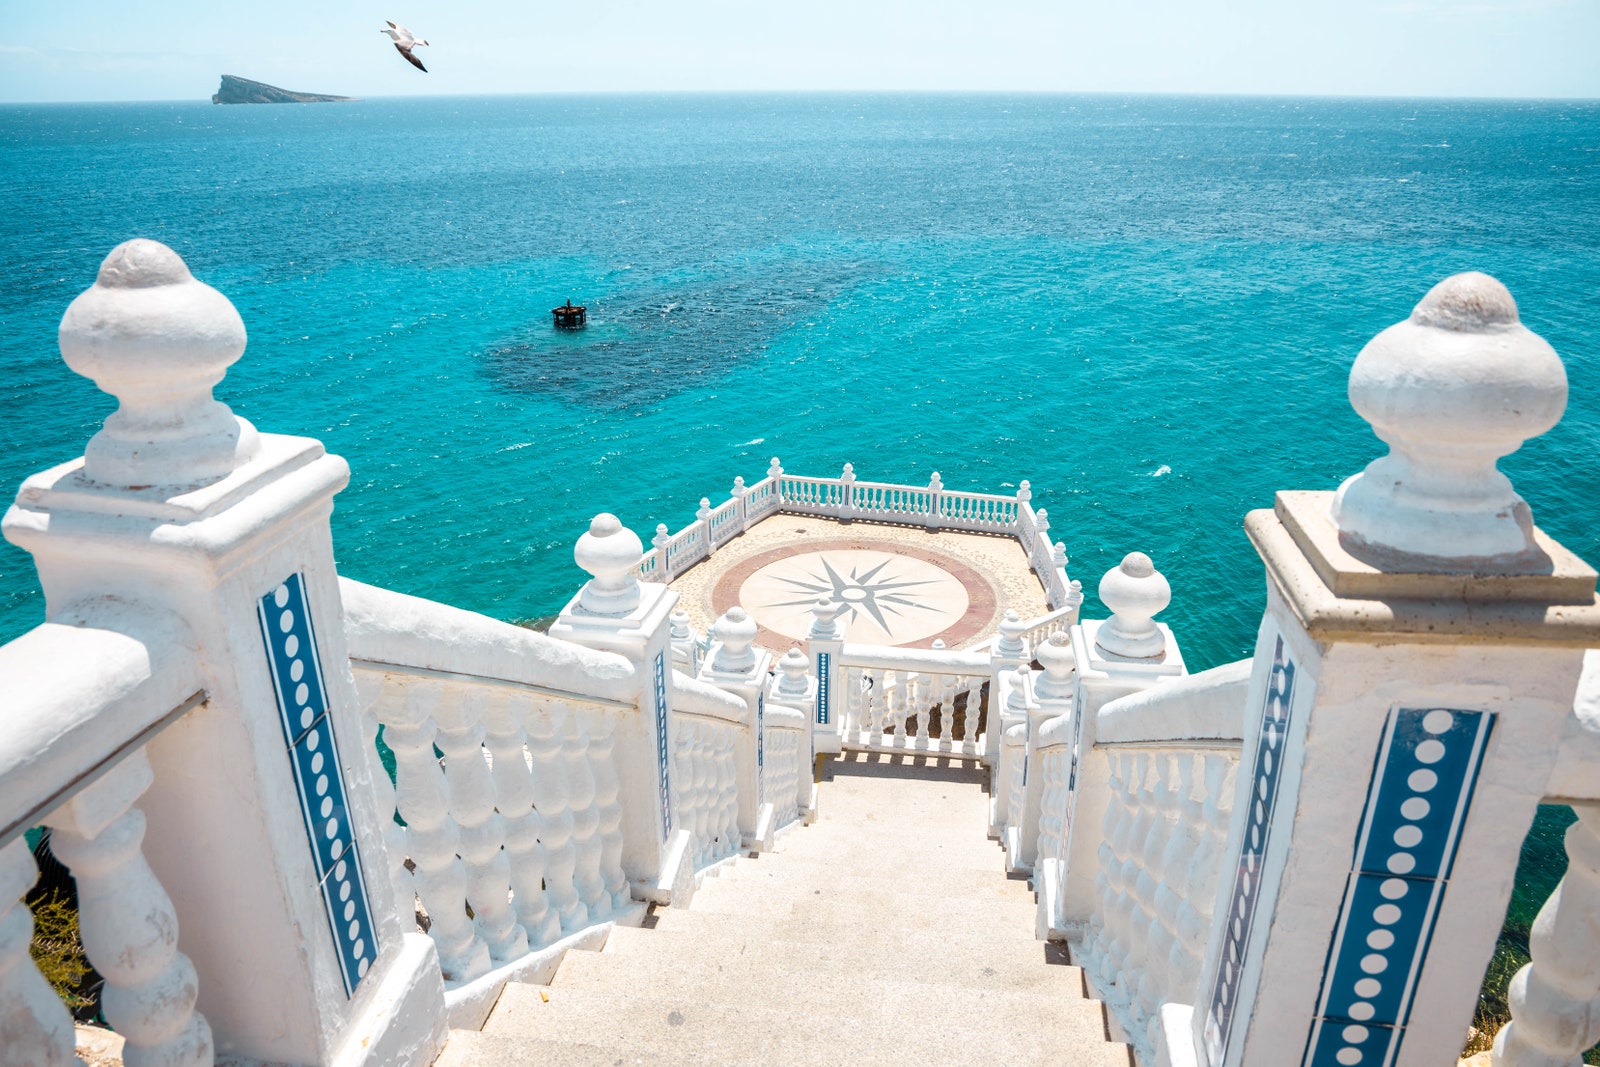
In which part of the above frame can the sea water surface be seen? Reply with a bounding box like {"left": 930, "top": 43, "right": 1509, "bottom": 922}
{"left": 3, "top": 94, "right": 1599, "bottom": 664}
{"left": 3, "top": 91, "right": 1599, "bottom": 1036}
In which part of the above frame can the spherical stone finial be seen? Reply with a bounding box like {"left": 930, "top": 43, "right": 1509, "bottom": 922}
{"left": 574, "top": 513, "right": 644, "bottom": 616}
{"left": 1035, "top": 631, "right": 1077, "bottom": 699}
{"left": 59, "top": 239, "right": 260, "bottom": 490}
{"left": 669, "top": 610, "right": 693, "bottom": 641}
{"left": 808, "top": 597, "right": 844, "bottom": 639}
{"left": 777, "top": 647, "right": 810, "bottom": 696}
{"left": 1331, "top": 272, "right": 1566, "bottom": 567}
{"left": 1096, "top": 552, "right": 1170, "bottom": 659}
{"left": 995, "top": 608, "right": 1028, "bottom": 658}
{"left": 712, "top": 606, "right": 760, "bottom": 672}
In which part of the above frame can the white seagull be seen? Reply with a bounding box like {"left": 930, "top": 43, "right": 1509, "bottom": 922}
{"left": 381, "top": 21, "right": 429, "bottom": 72}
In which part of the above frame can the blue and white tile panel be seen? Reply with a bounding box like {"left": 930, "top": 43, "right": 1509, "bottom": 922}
{"left": 756, "top": 689, "right": 766, "bottom": 804}
{"left": 1301, "top": 707, "right": 1494, "bottom": 1067}
{"left": 258, "top": 573, "right": 377, "bottom": 999}
{"left": 815, "top": 652, "right": 831, "bottom": 726}
{"left": 653, "top": 651, "right": 672, "bottom": 837}
{"left": 1203, "top": 635, "right": 1298, "bottom": 1066}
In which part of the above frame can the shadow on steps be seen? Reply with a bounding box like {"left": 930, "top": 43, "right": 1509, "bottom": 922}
{"left": 823, "top": 751, "right": 988, "bottom": 786}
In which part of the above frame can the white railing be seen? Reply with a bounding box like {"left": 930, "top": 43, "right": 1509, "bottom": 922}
{"left": 342, "top": 579, "right": 648, "bottom": 1025}
{"left": 763, "top": 705, "right": 808, "bottom": 831}
{"left": 670, "top": 678, "right": 748, "bottom": 871}
{"left": 0, "top": 604, "right": 213, "bottom": 1067}
{"left": 835, "top": 644, "right": 991, "bottom": 757}
{"left": 629, "top": 462, "right": 1077, "bottom": 611}
{"left": 1072, "top": 661, "right": 1248, "bottom": 1065}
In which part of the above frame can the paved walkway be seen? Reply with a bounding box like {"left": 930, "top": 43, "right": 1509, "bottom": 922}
{"left": 667, "top": 515, "right": 1051, "bottom": 652}
{"left": 437, "top": 755, "right": 1131, "bottom": 1066}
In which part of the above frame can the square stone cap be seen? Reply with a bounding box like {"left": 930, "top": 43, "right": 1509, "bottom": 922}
{"left": 1249, "top": 494, "right": 1600, "bottom": 647}
{"left": 1275, "top": 491, "right": 1597, "bottom": 602}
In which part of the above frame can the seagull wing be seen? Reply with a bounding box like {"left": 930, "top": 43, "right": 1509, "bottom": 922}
{"left": 395, "top": 43, "right": 428, "bottom": 72}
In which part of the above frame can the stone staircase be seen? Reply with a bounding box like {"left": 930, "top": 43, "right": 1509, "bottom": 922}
{"left": 435, "top": 753, "right": 1132, "bottom": 1066}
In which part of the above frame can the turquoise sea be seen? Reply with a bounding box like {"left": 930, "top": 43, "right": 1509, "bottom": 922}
{"left": 2, "top": 95, "right": 1597, "bottom": 1024}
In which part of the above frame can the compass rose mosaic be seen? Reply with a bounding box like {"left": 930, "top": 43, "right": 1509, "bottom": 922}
{"left": 736, "top": 547, "right": 973, "bottom": 646}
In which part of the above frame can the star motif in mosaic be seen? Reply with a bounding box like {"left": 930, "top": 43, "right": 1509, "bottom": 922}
{"left": 738, "top": 548, "right": 971, "bottom": 646}
{"left": 766, "top": 556, "right": 944, "bottom": 631}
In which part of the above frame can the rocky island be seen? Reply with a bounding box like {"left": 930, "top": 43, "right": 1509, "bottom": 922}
{"left": 212, "top": 75, "right": 356, "bottom": 104}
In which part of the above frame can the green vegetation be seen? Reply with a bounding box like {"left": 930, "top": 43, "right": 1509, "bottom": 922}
{"left": 27, "top": 891, "right": 92, "bottom": 1011}
{"left": 1465, "top": 805, "right": 1599, "bottom": 1064}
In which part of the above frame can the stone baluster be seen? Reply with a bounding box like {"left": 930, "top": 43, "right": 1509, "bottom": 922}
{"left": 387, "top": 684, "right": 490, "bottom": 982}
{"left": 927, "top": 470, "right": 943, "bottom": 530}
{"left": 652, "top": 523, "right": 671, "bottom": 581}
{"left": 45, "top": 749, "right": 212, "bottom": 1067}
{"left": 354, "top": 672, "right": 414, "bottom": 931}
{"left": 914, "top": 675, "right": 932, "bottom": 749}
{"left": 1157, "top": 753, "right": 1204, "bottom": 1013}
{"left": 563, "top": 707, "right": 607, "bottom": 921}
{"left": 1136, "top": 754, "right": 1181, "bottom": 1029}
{"left": 671, "top": 719, "right": 700, "bottom": 865}
{"left": 485, "top": 693, "right": 560, "bottom": 950}
{"left": 1105, "top": 751, "right": 1146, "bottom": 985}
{"left": 1085, "top": 749, "right": 1125, "bottom": 979}
{"left": 1183, "top": 755, "right": 1232, "bottom": 992}
{"left": 1493, "top": 802, "right": 1600, "bottom": 1065}
{"left": 0, "top": 838, "right": 77, "bottom": 1067}
{"left": 583, "top": 707, "right": 631, "bottom": 912}
{"left": 939, "top": 672, "right": 959, "bottom": 751}
{"left": 840, "top": 462, "right": 856, "bottom": 518}
{"left": 436, "top": 690, "right": 525, "bottom": 964}
{"left": 844, "top": 667, "right": 865, "bottom": 741}
{"left": 867, "top": 671, "right": 886, "bottom": 746}
{"left": 525, "top": 702, "right": 583, "bottom": 932}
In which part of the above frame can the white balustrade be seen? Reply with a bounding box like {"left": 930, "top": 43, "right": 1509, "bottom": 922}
{"left": 1068, "top": 659, "right": 1246, "bottom": 1066}
{"left": 47, "top": 748, "right": 213, "bottom": 1067}
{"left": 626, "top": 462, "right": 1073, "bottom": 606}
{"left": 672, "top": 712, "right": 742, "bottom": 870}
{"left": 483, "top": 693, "right": 560, "bottom": 950}
{"left": 1493, "top": 801, "right": 1600, "bottom": 1065}
{"left": 0, "top": 838, "right": 76, "bottom": 1067}
{"left": 834, "top": 645, "right": 991, "bottom": 757}
{"left": 763, "top": 708, "right": 808, "bottom": 830}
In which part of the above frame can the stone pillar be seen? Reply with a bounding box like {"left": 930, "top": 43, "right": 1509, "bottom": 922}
{"left": 549, "top": 514, "right": 687, "bottom": 904}
{"left": 840, "top": 462, "right": 856, "bottom": 521}
{"left": 732, "top": 476, "right": 749, "bottom": 533}
{"left": 1059, "top": 553, "right": 1186, "bottom": 932}
{"left": 987, "top": 609, "right": 1031, "bottom": 780}
{"left": 770, "top": 647, "right": 818, "bottom": 821}
{"left": 927, "top": 470, "right": 944, "bottom": 531}
{"left": 698, "top": 607, "right": 775, "bottom": 850}
{"left": 768, "top": 456, "right": 784, "bottom": 498}
{"left": 806, "top": 598, "right": 846, "bottom": 755}
{"left": 669, "top": 609, "right": 699, "bottom": 674}
{"left": 1186, "top": 273, "right": 1599, "bottom": 1067}
{"left": 1020, "top": 631, "right": 1077, "bottom": 869}
{"left": 652, "top": 523, "right": 671, "bottom": 582}
{"left": 2, "top": 240, "right": 445, "bottom": 1065}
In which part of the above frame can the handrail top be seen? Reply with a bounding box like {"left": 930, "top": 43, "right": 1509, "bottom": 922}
{"left": 0, "top": 597, "right": 202, "bottom": 846}
{"left": 1096, "top": 658, "right": 1251, "bottom": 747}
{"left": 341, "top": 578, "right": 637, "bottom": 705}
{"left": 839, "top": 643, "right": 992, "bottom": 673}
{"left": 764, "top": 703, "right": 808, "bottom": 728}
{"left": 672, "top": 669, "right": 749, "bottom": 726}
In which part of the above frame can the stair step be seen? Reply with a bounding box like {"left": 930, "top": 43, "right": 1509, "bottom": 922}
{"left": 435, "top": 1029, "right": 682, "bottom": 1067}
{"left": 552, "top": 945, "right": 1113, "bottom": 1036}
{"left": 481, "top": 982, "right": 1132, "bottom": 1067}
{"left": 711, "top": 856, "right": 1027, "bottom": 897}
{"left": 663, "top": 886, "right": 1040, "bottom": 933}
{"left": 647, "top": 897, "right": 1045, "bottom": 946}
{"left": 599, "top": 924, "right": 1075, "bottom": 990}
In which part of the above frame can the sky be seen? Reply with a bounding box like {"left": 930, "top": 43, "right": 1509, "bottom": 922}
{"left": 2, "top": 0, "right": 1598, "bottom": 103}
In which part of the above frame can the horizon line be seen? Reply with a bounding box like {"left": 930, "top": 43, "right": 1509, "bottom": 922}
{"left": 6, "top": 86, "right": 1600, "bottom": 107}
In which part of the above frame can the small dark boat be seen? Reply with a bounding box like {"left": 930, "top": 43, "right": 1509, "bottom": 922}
{"left": 552, "top": 300, "right": 587, "bottom": 329}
